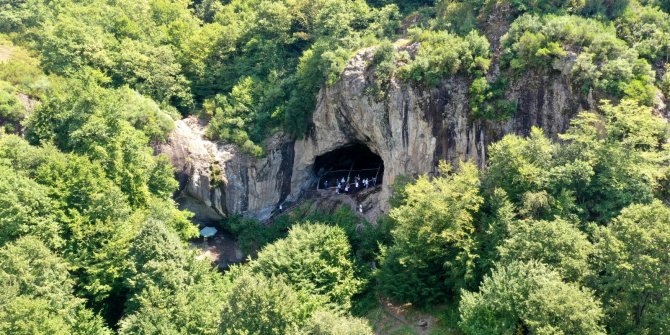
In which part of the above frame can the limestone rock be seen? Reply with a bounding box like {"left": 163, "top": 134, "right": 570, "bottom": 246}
{"left": 291, "top": 44, "right": 588, "bottom": 219}
{"left": 160, "top": 43, "right": 591, "bottom": 222}
{"left": 156, "top": 117, "right": 294, "bottom": 223}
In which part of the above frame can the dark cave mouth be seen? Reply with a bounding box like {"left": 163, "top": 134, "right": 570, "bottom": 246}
{"left": 313, "top": 143, "right": 384, "bottom": 188}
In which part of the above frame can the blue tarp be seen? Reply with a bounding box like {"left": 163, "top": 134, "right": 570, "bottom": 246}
{"left": 200, "top": 226, "right": 218, "bottom": 238}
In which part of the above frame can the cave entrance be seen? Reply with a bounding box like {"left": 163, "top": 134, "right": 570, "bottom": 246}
{"left": 313, "top": 143, "right": 384, "bottom": 191}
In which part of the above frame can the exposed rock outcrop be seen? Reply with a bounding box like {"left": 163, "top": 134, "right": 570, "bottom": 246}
{"left": 157, "top": 117, "right": 294, "bottom": 223}
{"left": 161, "top": 43, "right": 591, "bottom": 222}
{"left": 291, "top": 44, "right": 589, "bottom": 218}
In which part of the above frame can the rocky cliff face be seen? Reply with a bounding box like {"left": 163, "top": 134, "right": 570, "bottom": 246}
{"left": 161, "top": 43, "right": 592, "bottom": 222}
{"left": 291, "top": 44, "right": 589, "bottom": 217}
{"left": 157, "top": 117, "right": 294, "bottom": 223}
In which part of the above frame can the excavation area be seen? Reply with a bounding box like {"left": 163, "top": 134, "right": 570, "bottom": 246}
{"left": 313, "top": 143, "right": 384, "bottom": 194}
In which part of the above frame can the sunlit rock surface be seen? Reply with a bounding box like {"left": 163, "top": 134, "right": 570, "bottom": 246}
{"left": 161, "top": 42, "right": 592, "bottom": 222}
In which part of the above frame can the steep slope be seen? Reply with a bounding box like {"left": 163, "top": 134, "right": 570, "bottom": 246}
{"left": 161, "top": 39, "right": 594, "bottom": 221}
{"left": 157, "top": 117, "right": 294, "bottom": 222}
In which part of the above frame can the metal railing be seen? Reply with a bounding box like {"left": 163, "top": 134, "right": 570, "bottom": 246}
{"left": 316, "top": 165, "right": 382, "bottom": 190}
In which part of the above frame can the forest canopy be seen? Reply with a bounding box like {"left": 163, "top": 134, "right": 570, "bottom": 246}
{"left": 1, "top": 0, "right": 670, "bottom": 334}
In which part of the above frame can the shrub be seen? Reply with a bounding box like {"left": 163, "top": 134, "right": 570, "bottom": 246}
{"left": 468, "top": 76, "right": 518, "bottom": 120}
{"left": 502, "top": 14, "right": 657, "bottom": 105}
{"left": 459, "top": 261, "right": 605, "bottom": 335}
{"left": 615, "top": 3, "right": 670, "bottom": 63}
{"left": 366, "top": 40, "right": 397, "bottom": 99}
{"left": 400, "top": 28, "right": 491, "bottom": 86}
{"left": 0, "top": 81, "right": 25, "bottom": 133}
{"left": 250, "top": 223, "right": 364, "bottom": 310}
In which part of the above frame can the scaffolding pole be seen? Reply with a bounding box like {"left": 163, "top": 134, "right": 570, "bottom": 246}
{"left": 374, "top": 164, "right": 382, "bottom": 185}
{"left": 346, "top": 161, "right": 355, "bottom": 183}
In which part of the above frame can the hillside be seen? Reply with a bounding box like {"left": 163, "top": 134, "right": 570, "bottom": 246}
{"left": 1, "top": 0, "right": 670, "bottom": 334}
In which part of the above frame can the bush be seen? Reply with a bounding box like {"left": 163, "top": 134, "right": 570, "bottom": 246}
{"left": 0, "top": 40, "right": 49, "bottom": 97}
{"left": 0, "top": 81, "right": 25, "bottom": 133}
{"left": 366, "top": 40, "right": 397, "bottom": 99}
{"left": 400, "top": 28, "right": 491, "bottom": 86}
{"left": 501, "top": 14, "right": 657, "bottom": 105}
{"left": 661, "top": 65, "right": 670, "bottom": 97}
{"left": 307, "top": 310, "right": 374, "bottom": 335}
{"left": 468, "top": 76, "right": 518, "bottom": 120}
{"left": 436, "top": 1, "right": 478, "bottom": 35}
{"left": 459, "top": 261, "right": 605, "bottom": 335}
{"left": 305, "top": 206, "right": 393, "bottom": 264}
{"left": 220, "top": 215, "right": 291, "bottom": 255}
{"left": 204, "top": 77, "right": 264, "bottom": 157}
{"left": 615, "top": 3, "right": 670, "bottom": 63}
{"left": 250, "top": 223, "right": 364, "bottom": 310}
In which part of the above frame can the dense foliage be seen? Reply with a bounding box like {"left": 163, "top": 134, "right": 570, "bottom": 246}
{"left": 376, "top": 98, "right": 670, "bottom": 334}
{"left": 377, "top": 162, "right": 483, "bottom": 303}
{"left": 502, "top": 14, "right": 657, "bottom": 105}
{"left": 1, "top": 0, "right": 670, "bottom": 334}
{"left": 459, "top": 261, "right": 606, "bottom": 335}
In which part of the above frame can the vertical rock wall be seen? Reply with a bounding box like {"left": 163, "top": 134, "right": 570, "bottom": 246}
{"left": 157, "top": 117, "right": 295, "bottom": 223}
{"left": 160, "top": 45, "right": 591, "bottom": 222}
{"left": 289, "top": 45, "right": 588, "bottom": 218}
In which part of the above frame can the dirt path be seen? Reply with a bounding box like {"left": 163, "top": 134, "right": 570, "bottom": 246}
{"left": 0, "top": 45, "right": 13, "bottom": 62}
{"left": 367, "top": 297, "right": 460, "bottom": 335}
{"left": 192, "top": 230, "right": 245, "bottom": 268}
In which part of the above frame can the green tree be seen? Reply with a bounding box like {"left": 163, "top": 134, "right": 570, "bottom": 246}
{"left": 0, "top": 165, "right": 62, "bottom": 248}
{"left": 558, "top": 99, "right": 669, "bottom": 222}
{"left": 219, "top": 273, "right": 319, "bottom": 335}
{"left": 0, "top": 135, "right": 137, "bottom": 306}
{"left": 0, "top": 134, "right": 195, "bottom": 322}
{"left": 592, "top": 201, "right": 670, "bottom": 334}
{"left": 250, "top": 223, "right": 363, "bottom": 311}
{"left": 378, "top": 162, "right": 483, "bottom": 303}
{"left": 120, "top": 219, "right": 226, "bottom": 335}
{"left": 474, "top": 187, "right": 517, "bottom": 279}
{"left": 201, "top": 0, "right": 401, "bottom": 142}
{"left": 484, "top": 127, "right": 555, "bottom": 205}
{"left": 459, "top": 260, "right": 605, "bottom": 335}
{"left": 498, "top": 217, "right": 593, "bottom": 281}
{"left": 11, "top": 0, "right": 199, "bottom": 110}
{"left": 27, "top": 73, "right": 178, "bottom": 206}
{"left": 0, "top": 237, "right": 111, "bottom": 335}
{"left": 483, "top": 100, "right": 669, "bottom": 223}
